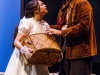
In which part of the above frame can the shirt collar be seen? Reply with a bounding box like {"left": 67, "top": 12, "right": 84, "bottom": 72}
{"left": 69, "top": 0, "right": 77, "bottom": 8}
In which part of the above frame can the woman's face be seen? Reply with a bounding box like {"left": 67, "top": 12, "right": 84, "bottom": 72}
{"left": 38, "top": 1, "right": 48, "bottom": 15}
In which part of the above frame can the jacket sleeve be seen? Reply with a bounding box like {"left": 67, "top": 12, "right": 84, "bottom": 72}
{"left": 50, "top": 25, "right": 58, "bottom": 29}
{"left": 61, "top": 0, "right": 93, "bottom": 38}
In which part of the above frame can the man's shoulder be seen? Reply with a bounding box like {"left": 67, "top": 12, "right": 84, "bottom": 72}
{"left": 77, "top": 0, "right": 89, "bottom": 4}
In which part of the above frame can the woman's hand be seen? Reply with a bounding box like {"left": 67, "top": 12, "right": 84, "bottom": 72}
{"left": 20, "top": 46, "right": 33, "bottom": 59}
{"left": 58, "top": 53, "right": 63, "bottom": 62}
{"left": 46, "top": 28, "right": 61, "bottom": 36}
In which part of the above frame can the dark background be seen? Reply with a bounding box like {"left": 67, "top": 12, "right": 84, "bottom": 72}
{"left": 23, "top": 0, "right": 100, "bottom": 74}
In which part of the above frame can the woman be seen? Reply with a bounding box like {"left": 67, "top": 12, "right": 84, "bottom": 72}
{"left": 4, "top": 0, "right": 49, "bottom": 75}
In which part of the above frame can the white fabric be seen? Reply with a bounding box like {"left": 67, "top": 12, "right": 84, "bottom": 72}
{"left": 18, "top": 17, "right": 49, "bottom": 36}
{"left": 4, "top": 17, "right": 49, "bottom": 75}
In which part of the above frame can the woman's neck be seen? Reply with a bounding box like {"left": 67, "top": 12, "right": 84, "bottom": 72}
{"left": 34, "top": 14, "right": 43, "bottom": 21}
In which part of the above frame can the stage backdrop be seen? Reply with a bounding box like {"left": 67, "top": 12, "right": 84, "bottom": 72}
{"left": 0, "top": 0, "right": 100, "bottom": 74}
{"left": 0, "top": 0, "right": 20, "bottom": 72}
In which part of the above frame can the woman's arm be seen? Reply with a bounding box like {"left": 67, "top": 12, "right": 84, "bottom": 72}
{"left": 14, "top": 32, "right": 25, "bottom": 50}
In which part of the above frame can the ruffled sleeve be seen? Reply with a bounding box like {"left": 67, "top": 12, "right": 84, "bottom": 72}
{"left": 18, "top": 17, "right": 31, "bottom": 36}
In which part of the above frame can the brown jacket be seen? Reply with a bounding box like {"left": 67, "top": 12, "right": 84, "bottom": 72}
{"left": 60, "top": 0, "right": 97, "bottom": 59}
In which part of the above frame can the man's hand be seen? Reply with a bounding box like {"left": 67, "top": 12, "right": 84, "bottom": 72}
{"left": 46, "top": 28, "right": 61, "bottom": 36}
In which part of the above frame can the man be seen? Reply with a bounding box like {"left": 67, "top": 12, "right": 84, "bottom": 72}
{"left": 46, "top": 0, "right": 97, "bottom": 75}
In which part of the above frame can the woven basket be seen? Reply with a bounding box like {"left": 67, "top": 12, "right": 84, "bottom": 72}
{"left": 22, "top": 33, "right": 62, "bottom": 66}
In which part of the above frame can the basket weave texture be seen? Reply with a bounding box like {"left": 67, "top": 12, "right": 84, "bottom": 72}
{"left": 22, "top": 33, "right": 62, "bottom": 66}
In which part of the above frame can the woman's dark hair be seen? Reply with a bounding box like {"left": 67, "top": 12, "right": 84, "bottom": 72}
{"left": 12, "top": 25, "right": 18, "bottom": 49}
{"left": 12, "top": 0, "right": 39, "bottom": 49}
{"left": 25, "top": 0, "right": 39, "bottom": 18}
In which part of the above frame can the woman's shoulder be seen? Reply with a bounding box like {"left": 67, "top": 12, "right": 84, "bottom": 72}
{"left": 20, "top": 17, "right": 31, "bottom": 22}
{"left": 19, "top": 17, "right": 34, "bottom": 26}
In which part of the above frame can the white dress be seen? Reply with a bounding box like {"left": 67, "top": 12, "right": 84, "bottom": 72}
{"left": 4, "top": 17, "right": 50, "bottom": 75}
